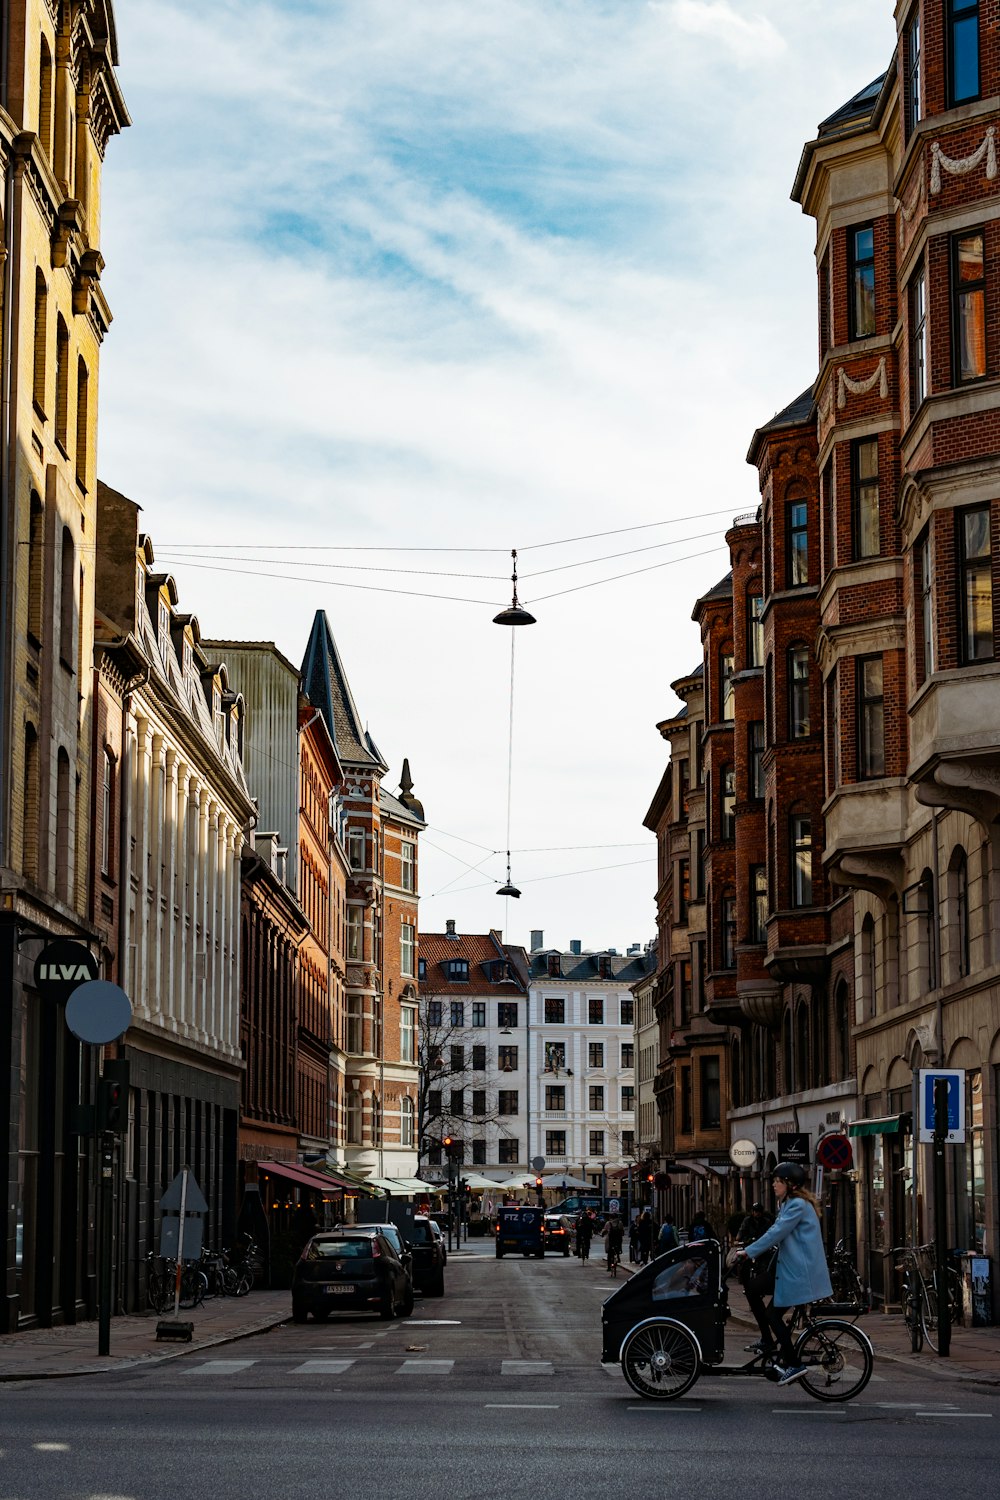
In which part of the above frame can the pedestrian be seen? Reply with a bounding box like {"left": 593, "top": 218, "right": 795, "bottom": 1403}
{"left": 634, "top": 1210, "right": 654, "bottom": 1266}
{"left": 655, "top": 1213, "right": 679, "bottom": 1257}
{"left": 627, "top": 1214, "right": 640, "bottom": 1263}
{"left": 688, "top": 1210, "right": 716, "bottom": 1242}
{"left": 738, "top": 1200, "right": 773, "bottom": 1245}
{"left": 575, "top": 1210, "right": 593, "bottom": 1264}
{"left": 737, "top": 1162, "right": 833, "bottom": 1386}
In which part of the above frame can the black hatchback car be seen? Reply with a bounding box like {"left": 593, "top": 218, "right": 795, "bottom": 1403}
{"left": 406, "top": 1215, "right": 445, "bottom": 1297}
{"left": 291, "top": 1230, "right": 414, "bottom": 1322}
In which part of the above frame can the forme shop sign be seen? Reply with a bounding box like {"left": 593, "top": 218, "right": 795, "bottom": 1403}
{"left": 33, "top": 939, "right": 99, "bottom": 1002}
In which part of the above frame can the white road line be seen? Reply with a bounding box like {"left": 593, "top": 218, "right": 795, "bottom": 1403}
{"left": 485, "top": 1404, "right": 560, "bottom": 1410}
{"left": 500, "top": 1360, "right": 553, "bottom": 1376}
{"left": 915, "top": 1412, "right": 993, "bottom": 1419}
{"left": 626, "top": 1406, "right": 702, "bottom": 1413}
{"left": 184, "top": 1360, "right": 256, "bottom": 1376}
{"left": 290, "top": 1360, "right": 355, "bottom": 1375}
{"left": 409, "top": 1320, "right": 462, "bottom": 1326}
{"left": 771, "top": 1408, "right": 846, "bottom": 1415}
{"left": 878, "top": 1402, "right": 951, "bottom": 1409}
{"left": 397, "top": 1359, "right": 455, "bottom": 1374}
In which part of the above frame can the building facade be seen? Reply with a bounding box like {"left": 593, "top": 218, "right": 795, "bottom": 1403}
{"left": 0, "top": 1, "right": 128, "bottom": 1330}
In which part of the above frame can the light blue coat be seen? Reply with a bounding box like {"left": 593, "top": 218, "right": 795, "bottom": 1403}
{"left": 743, "top": 1196, "right": 833, "bottom": 1307}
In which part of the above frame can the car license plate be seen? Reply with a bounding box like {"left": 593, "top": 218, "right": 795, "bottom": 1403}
{"left": 326, "top": 1284, "right": 354, "bottom": 1294}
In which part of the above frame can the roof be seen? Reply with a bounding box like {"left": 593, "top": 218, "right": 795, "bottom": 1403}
{"left": 818, "top": 73, "right": 887, "bottom": 138}
{"left": 692, "top": 571, "right": 732, "bottom": 620}
{"left": 300, "top": 611, "right": 387, "bottom": 770}
{"left": 527, "top": 948, "right": 655, "bottom": 985}
{"left": 380, "top": 785, "right": 426, "bottom": 830}
{"left": 746, "top": 385, "right": 815, "bottom": 466}
{"left": 419, "top": 930, "right": 527, "bottom": 997}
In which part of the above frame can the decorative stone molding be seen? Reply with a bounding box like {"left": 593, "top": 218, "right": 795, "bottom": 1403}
{"left": 739, "top": 990, "right": 784, "bottom": 1028}
{"left": 838, "top": 358, "right": 888, "bottom": 410}
{"left": 914, "top": 755, "right": 1000, "bottom": 826}
{"left": 930, "top": 126, "right": 997, "bottom": 194}
{"left": 829, "top": 851, "right": 904, "bottom": 903}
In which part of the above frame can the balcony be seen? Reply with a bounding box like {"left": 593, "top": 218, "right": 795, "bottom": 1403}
{"left": 823, "top": 779, "right": 908, "bottom": 900}
{"left": 909, "top": 666, "right": 1000, "bottom": 825}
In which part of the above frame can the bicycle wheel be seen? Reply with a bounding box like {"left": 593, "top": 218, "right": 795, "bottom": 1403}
{"left": 620, "top": 1321, "right": 700, "bottom": 1401}
{"left": 179, "top": 1269, "right": 208, "bottom": 1309}
{"left": 147, "top": 1274, "right": 169, "bottom": 1316}
{"left": 920, "top": 1283, "right": 940, "bottom": 1351}
{"left": 795, "top": 1319, "right": 873, "bottom": 1402}
{"left": 903, "top": 1281, "right": 924, "bottom": 1353}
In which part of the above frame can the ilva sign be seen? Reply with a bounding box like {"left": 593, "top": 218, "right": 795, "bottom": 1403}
{"left": 33, "top": 939, "right": 99, "bottom": 1002}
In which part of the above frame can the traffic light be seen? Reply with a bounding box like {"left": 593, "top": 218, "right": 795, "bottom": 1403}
{"left": 459, "top": 1178, "right": 469, "bottom": 1197}
{"left": 442, "top": 1135, "right": 453, "bottom": 1151}
{"left": 97, "top": 1076, "right": 125, "bottom": 1133}
{"left": 535, "top": 1176, "right": 543, "bottom": 1189}
{"left": 646, "top": 1173, "right": 655, "bottom": 1184}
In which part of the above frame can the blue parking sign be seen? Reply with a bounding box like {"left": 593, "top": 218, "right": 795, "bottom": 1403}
{"left": 918, "top": 1069, "right": 965, "bottom": 1143}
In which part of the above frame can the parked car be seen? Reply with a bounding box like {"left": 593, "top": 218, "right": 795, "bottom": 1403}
{"left": 291, "top": 1230, "right": 413, "bottom": 1323}
{"left": 427, "top": 1216, "right": 447, "bottom": 1265}
{"left": 543, "top": 1214, "right": 573, "bottom": 1256}
{"left": 406, "top": 1214, "right": 446, "bottom": 1296}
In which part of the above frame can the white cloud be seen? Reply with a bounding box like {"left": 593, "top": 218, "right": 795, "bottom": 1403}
{"left": 665, "top": 0, "right": 786, "bottom": 60}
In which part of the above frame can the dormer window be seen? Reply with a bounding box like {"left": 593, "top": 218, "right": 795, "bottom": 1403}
{"left": 598, "top": 956, "right": 612, "bottom": 979}
{"left": 157, "top": 599, "right": 170, "bottom": 664}
{"left": 212, "top": 686, "right": 223, "bottom": 747}
{"left": 445, "top": 958, "right": 469, "bottom": 981}
{"left": 418, "top": 958, "right": 426, "bottom": 981}
{"left": 182, "top": 637, "right": 193, "bottom": 679}
{"left": 547, "top": 954, "right": 561, "bottom": 978}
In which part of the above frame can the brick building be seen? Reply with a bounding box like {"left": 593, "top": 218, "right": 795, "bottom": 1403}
{"left": 0, "top": 2, "right": 129, "bottom": 1330}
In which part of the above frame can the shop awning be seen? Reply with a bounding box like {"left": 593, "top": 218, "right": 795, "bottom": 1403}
{"left": 365, "top": 1176, "right": 438, "bottom": 1195}
{"left": 848, "top": 1113, "right": 911, "bottom": 1138}
{"left": 675, "top": 1159, "right": 709, "bottom": 1177}
{"left": 257, "top": 1160, "right": 347, "bottom": 1194}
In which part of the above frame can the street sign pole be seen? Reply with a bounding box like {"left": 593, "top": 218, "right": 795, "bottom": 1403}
{"left": 173, "top": 1167, "right": 190, "bottom": 1319}
{"left": 933, "top": 1078, "right": 951, "bottom": 1357}
{"left": 98, "top": 1135, "right": 115, "bottom": 1356}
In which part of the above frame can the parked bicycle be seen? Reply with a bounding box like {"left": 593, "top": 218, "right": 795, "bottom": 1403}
{"left": 145, "top": 1251, "right": 208, "bottom": 1313}
{"left": 891, "top": 1243, "right": 962, "bottom": 1353}
{"left": 819, "top": 1239, "right": 869, "bottom": 1313}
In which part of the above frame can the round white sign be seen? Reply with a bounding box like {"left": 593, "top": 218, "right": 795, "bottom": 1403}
{"left": 729, "top": 1138, "right": 759, "bottom": 1169}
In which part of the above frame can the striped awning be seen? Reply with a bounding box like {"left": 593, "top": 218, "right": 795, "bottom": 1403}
{"left": 848, "top": 1113, "right": 910, "bottom": 1138}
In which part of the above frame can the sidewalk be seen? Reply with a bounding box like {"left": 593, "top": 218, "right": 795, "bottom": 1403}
{"left": 0, "top": 1291, "right": 290, "bottom": 1383}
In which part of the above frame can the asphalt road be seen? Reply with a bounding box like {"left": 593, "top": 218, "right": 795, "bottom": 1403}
{"left": 2, "top": 1239, "right": 998, "bottom": 1500}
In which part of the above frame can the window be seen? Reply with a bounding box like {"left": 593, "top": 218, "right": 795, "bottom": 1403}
{"left": 401, "top": 840, "right": 416, "bottom": 891}
{"left": 498, "top": 1089, "right": 519, "bottom": 1115}
{"left": 472, "top": 1044, "right": 487, "bottom": 1070}
{"left": 620, "top": 998, "right": 634, "bottom": 1026}
{"left": 545, "top": 1085, "right": 566, "bottom": 1110}
{"left": 75, "top": 358, "right": 89, "bottom": 489}
{"left": 748, "top": 720, "right": 765, "bottom": 800}
{"left": 788, "top": 646, "right": 810, "bottom": 739}
{"left": 348, "top": 829, "right": 365, "bottom": 869}
{"left": 346, "top": 1091, "right": 362, "bottom": 1145}
{"left": 953, "top": 230, "right": 986, "bottom": 383}
{"left": 695, "top": 827, "right": 706, "bottom": 898}
{"left": 721, "top": 892, "right": 736, "bottom": 969}
{"left": 32, "top": 271, "right": 47, "bottom": 413}
{"left": 860, "top": 913, "right": 877, "bottom": 1019}
{"left": 450, "top": 1088, "right": 464, "bottom": 1118}
{"left": 751, "top": 865, "right": 767, "bottom": 943}
{"left": 427, "top": 999, "right": 442, "bottom": 1027}
{"left": 450, "top": 1045, "right": 464, "bottom": 1072}
{"left": 911, "top": 265, "right": 927, "bottom": 409}
{"left": 947, "top": 0, "right": 980, "bottom": 107}
{"left": 857, "top": 656, "right": 885, "bottom": 778}
{"left": 445, "top": 958, "right": 468, "bottom": 980}
{"left": 497, "top": 1002, "right": 518, "bottom": 1028}
{"left": 680, "top": 1067, "right": 692, "bottom": 1134}
{"left": 787, "top": 500, "right": 808, "bottom": 586}
{"left": 547, "top": 954, "right": 561, "bottom": 977}
{"left": 719, "top": 651, "right": 735, "bottom": 720}
{"left": 589, "top": 1085, "right": 604, "bottom": 1110}
{"left": 498, "top": 1045, "right": 518, "bottom": 1071}
{"left": 55, "top": 315, "right": 69, "bottom": 449}
{"left": 101, "top": 750, "right": 114, "bottom": 876}
{"left": 55, "top": 748, "right": 71, "bottom": 901}
{"left": 919, "top": 867, "right": 938, "bottom": 989}
{"left": 746, "top": 593, "right": 764, "bottom": 668}
{"left": 545, "top": 1041, "right": 566, "bottom": 1070}
{"left": 589, "top": 1131, "right": 605, "bottom": 1156}
{"left": 38, "top": 36, "right": 53, "bottom": 156}
{"left": 677, "top": 859, "right": 689, "bottom": 922}
{"left": 700, "top": 1056, "right": 721, "bottom": 1130}
{"left": 852, "top": 437, "right": 879, "bottom": 559}
{"left": 472, "top": 1002, "right": 486, "bottom": 1028}
{"left": 546, "top": 1131, "right": 566, "bottom": 1156}
{"left": 917, "top": 531, "right": 935, "bottom": 679}
{"left": 401, "top": 921, "right": 415, "bottom": 978}
{"left": 588, "top": 1042, "right": 604, "bottom": 1069}
{"left": 905, "top": 8, "right": 922, "bottom": 138}
{"left": 418, "top": 958, "right": 426, "bottom": 982}
{"left": 849, "top": 225, "right": 876, "bottom": 339}
{"left": 588, "top": 996, "right": 604, "bottom": 1025}
{"left": 60, "top": 529, "right": 75, "bottom": 667}
{"left": 400, "top": 1006, "right": 416, "bottom": 1064}
{"left": 622, "top": 1130, "right": 635, "bottom": 1155}
{"left": 450, "top": 1000, "right": 464, "bottom": 1027}
{"left": 621, "top": 1042, "right": 634, "bottom": 1069}
{"left": 720, "top": 765, "right": 735, "bottom": 840}
{"left": 346, "top": 993, "right": 362, "bottom": 1053}
{"left": 953, "top": 849, "right": 970, "bottom": 979}
{"left": 27, "top": 493, "right": 43, "bottom": 645}
{"left": 545, "top": 997, "right": 565, "bottom": 1024}
{"left": 499, "top": 1138, "right": 519, "bottom": 1164}
{"left": 791, "top": 816, "right": 813, "bottom": 907}
{"left": 621, "top": 1085, "right": 635, "bottom": 1111}
{"left": 471, "top": 1090, "right": 487, "bottom": 1118}
{"left": 472, "top": 1138, "right": 486, "bottom": 1165}
{"left": 401, "top": 1095, "right": 414, "bottom": 1147}
{"left": 959, "top": 506, "right": 993, "bottom": 662}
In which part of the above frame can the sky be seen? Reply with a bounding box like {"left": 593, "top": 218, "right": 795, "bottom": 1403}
{"left": 97, "top": 0, "right": 898, "bottom": 956}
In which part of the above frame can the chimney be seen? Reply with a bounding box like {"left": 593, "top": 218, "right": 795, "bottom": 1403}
{"left": 530, "top": 929, "right": 543, "bottom": 952}
{"left": 569, "top": 939, "right": 581, "bottom": 956}
{"left": 445, "top": 919, "right": 458, "bottom": 940}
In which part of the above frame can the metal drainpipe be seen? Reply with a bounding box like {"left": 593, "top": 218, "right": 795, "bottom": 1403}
{"left": 0, "top": 140, "right": 23, "bottom": 866}
{"left": 931, "top": 806, "right": 944, "bottom": 1247}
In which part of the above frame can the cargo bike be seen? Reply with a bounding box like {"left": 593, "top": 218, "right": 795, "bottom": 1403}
{"left": 601, "top": 1239, "right": 874, "bottom": 1403}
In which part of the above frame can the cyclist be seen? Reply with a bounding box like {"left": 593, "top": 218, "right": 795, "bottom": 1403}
{"left": 576, "top": 1210, "right": 593, "bottom": 1263}
{"left": 737, "top": 1161, "right": 832, "bottom": 1386}
{"left": 603, "top": 1214, "right": 624, "bottom": 1273}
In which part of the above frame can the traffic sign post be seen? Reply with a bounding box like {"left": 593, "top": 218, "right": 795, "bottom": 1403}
{"left": 933, "top": 1078, "right": 952, "bottom": 1357}
{"left": 919, "top": 1069, "right": 965, "bottom": 1143}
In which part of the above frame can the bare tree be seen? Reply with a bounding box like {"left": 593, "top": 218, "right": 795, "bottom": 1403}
{"left": 417, "top": 1010, "right": 513, "bottom": 1170}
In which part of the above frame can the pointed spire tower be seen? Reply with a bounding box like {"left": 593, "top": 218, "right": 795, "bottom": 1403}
{"left": 397, "top": 758, "right": 424, "bottom": 820}
{"left": 300, "top": 610, "right": 388, "bottom": 773}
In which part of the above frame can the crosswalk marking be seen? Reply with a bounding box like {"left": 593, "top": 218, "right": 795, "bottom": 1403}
{"left": 500, "top": 1360, "right": 553, "bottom": 1377}
{"left": 184, "top": 1360, "right": 255, "bottom": 1376}
{"left": 290, "top": 1360, "right": 355, "bottom": 1375}
{"left": 397, "top": 1359, "right": 455, "bottom": 1374}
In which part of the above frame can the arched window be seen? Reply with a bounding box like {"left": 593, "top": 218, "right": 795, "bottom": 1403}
{"left": 28, "top": 492, "right": 44, "bottom": 644}
{"left": 787, "top": 644, "right": 810, "bottom": 738}
{"left": 918, "top": 867, "right": 938, "bottom": 989}
{"left": 834, "top": 980, "right": 850, "bottom": 1079}
{"left": 59, "top": 527, "right": 74, "bottom": 667}
{"left": 790, "top": 808, "right": 813, "bottom": 907}
{"left": 813, "top": 987, "right": 830, "bottom": 1087}
{"left": 950, "top": 847, "right": 970, "bottom": 979}
{"left": 38, "top": 36, "right": 53, "bottom": 157}
{"left": 860, "top": 913, "right": 876, "bottom": 1018}
{"left": 55, "top": 314, "right": 69, "bottom": 448}
{"left": 56, "top": 747, "right": 71, "bottom": 901}
{"left": 32, "top": 270, "right": 47, "bottom": 413}
{"left": 75, "top": 358, "right": 89, "bottom": 490}
{"left": 731, "top": 1038, "right": 742, "bottom": 1109}
{"left": 101, "top": 750, "right": 115, "bottom": 875}
{"left": 782, "top": 1009, "right": 793, "bottom": 1094}
{"left": 795, "top": 1001, "right": 810, "bottom": 1091}
{"left": 346, "top": 1091, "right": 362, "bottom": 1145}
{"left": 23, "top": 723, "right": 39, "bottom": 882}
{"left": 400, "top": 1095, "right": 415, "bottom": 1148}
{"left": 371, "top": 1095, "right": 382, "bottom": 1146}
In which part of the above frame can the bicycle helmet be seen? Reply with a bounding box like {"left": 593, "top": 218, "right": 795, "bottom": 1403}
{"left": 772, "top": 1161, "right": 807, "bottom": 1186}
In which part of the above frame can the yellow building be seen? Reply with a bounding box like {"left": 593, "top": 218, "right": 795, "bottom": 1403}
{"left": 0, "top": 2, "right": 128, "bottom": 1330}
